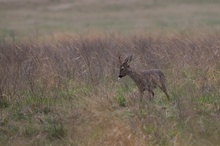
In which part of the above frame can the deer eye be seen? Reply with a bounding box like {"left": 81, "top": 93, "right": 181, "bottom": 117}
{"left": 121, "top": 66, "right": 124, "bottom": 70}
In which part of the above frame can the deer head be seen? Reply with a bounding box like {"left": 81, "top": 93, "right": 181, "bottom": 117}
{"left": 118, "top": 55, "right": 132, "bottom": 80}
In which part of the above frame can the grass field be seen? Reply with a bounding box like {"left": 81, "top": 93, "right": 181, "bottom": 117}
{"left": 1, "top": 32, "right": 220, "bottom": 145}
{"left": 1, "top": 0, "right": 220, "bottom": 146}
{"left": 1, "top": 0, "right": 220, "bottom": 37}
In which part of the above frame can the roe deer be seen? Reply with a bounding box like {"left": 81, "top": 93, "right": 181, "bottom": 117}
{"left": 118, "top": 55, "right": 170, "bottom": 101}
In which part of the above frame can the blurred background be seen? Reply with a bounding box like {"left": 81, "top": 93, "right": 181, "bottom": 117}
{"left": 1, "top": 0, "right": 220, "bottom": 37}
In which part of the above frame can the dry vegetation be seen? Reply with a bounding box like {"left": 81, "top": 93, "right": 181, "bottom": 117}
{"left": 0, "top": 32, "right": 220, "bottom": 145}
{"left": 1, "top": 1, "right": 220, "bottom": 146}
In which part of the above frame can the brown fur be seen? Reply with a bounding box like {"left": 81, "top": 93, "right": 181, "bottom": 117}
{"left": 118, "top": 55, "right": 170, "bottom": 101}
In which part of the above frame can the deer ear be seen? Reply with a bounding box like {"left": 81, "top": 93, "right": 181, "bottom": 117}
{"left": 125, "top": 55, "right": 132, "bottom": 64}
{"left": 118, "top": 54, "right": 123, "bottom": 64}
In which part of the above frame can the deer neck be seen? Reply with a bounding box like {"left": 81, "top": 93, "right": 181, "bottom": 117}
{"left": 127, "top": 68, "right": 144, "bottom": 86}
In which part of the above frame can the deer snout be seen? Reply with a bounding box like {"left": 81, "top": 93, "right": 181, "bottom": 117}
{"left": 118, "top": 75, "right": 123, "bottom": 80}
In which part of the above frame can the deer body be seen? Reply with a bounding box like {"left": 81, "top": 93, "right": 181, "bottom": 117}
{"left": 118, "top": 55, "right": 170, "bottom": 101}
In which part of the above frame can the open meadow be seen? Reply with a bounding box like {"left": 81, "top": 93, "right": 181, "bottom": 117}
{"left": 1, "top": 32, "right": 220, "bottom": 145}
{"left": 1, "top": 0, "right": 220, "bottom": 146}
{"left": 1, "top": 0, "right": 220, "bottom": 36}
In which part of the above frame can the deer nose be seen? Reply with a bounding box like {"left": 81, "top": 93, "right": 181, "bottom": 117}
{"left": 118, "top": 75, "right": 122, "bottom": 80}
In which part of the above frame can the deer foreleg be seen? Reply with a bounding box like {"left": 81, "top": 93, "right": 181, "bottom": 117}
{"left": 139, "top": 90, "right": 144, "bottom": 109}
{"left": 148, "top": 89, "right": 154, "bottom": 101}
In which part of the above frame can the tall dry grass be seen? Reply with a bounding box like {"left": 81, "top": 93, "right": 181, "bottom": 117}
{"left": 0, "top": 32, "right": 220, "bottom": 145}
